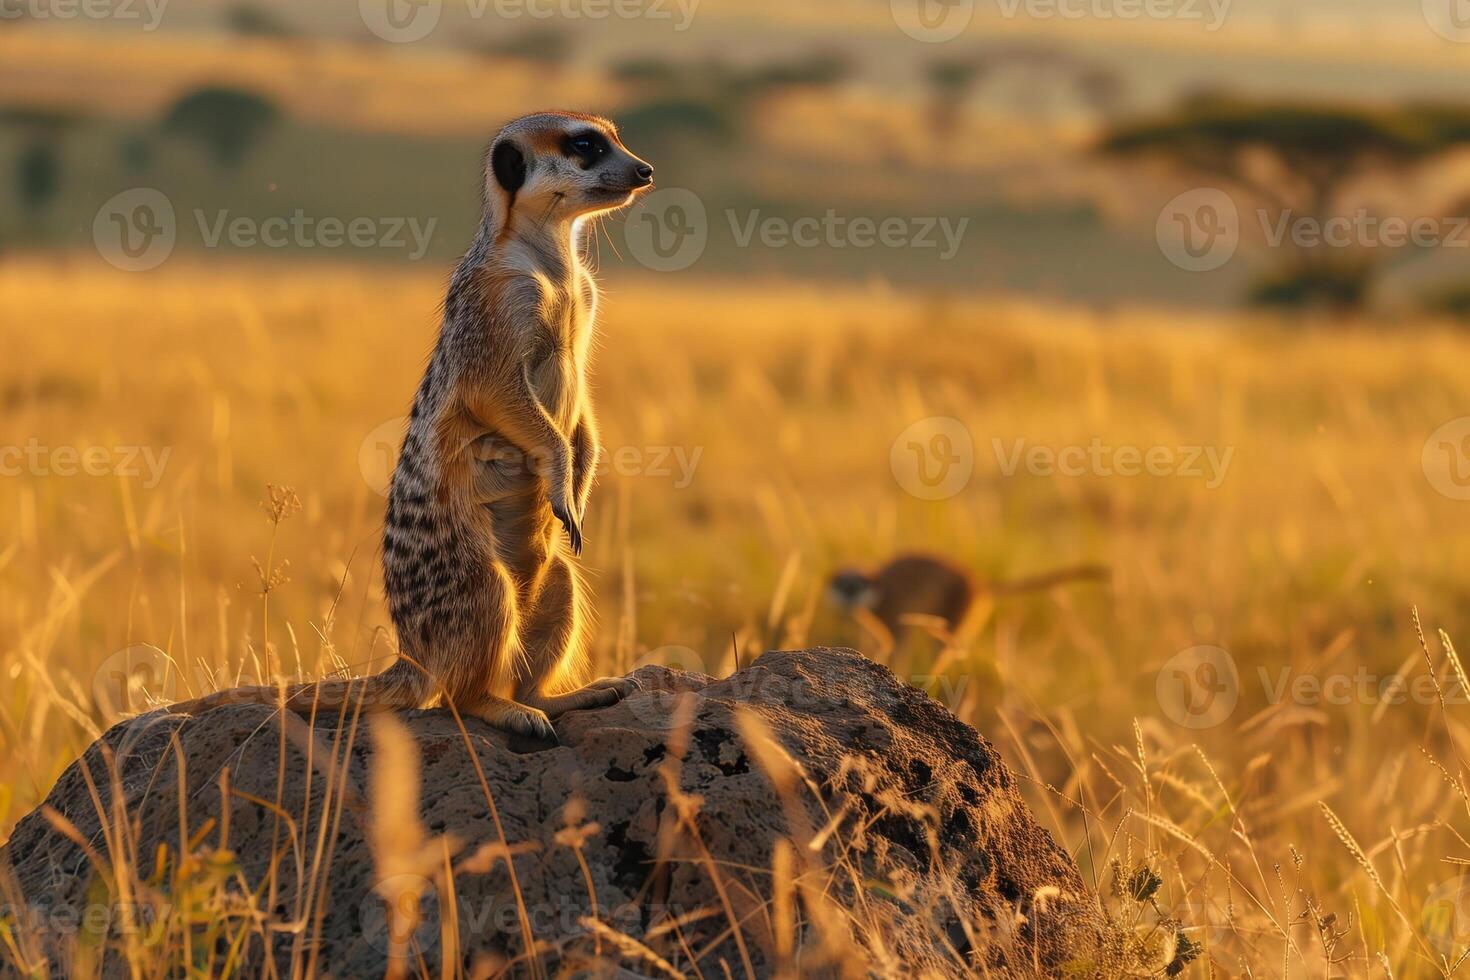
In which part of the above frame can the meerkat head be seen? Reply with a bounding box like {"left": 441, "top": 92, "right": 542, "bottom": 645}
{"left": 485, "top": 111, "right": 653, "bottom": 227}
{"left": 826, "top": 569, "right": 879, "bottom": 612}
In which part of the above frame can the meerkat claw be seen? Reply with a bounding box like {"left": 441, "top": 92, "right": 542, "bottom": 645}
{"left": 515, "top": 707, "right": 557, "bottom": 742}
{"left": 554, "top": 505, "right": 583, "bottom": 556}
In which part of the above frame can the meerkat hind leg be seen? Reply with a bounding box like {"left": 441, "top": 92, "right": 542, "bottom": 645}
{"left": 515, "top": 556, "right": 638, "bottom": 719}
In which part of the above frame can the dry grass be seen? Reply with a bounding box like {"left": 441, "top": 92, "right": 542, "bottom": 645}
{"left": 2, "top": 254, "right": 1470, "bottom": 975}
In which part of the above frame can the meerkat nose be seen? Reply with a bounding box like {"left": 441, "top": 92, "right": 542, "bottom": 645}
{"left": 633, "top": 164, "right": 654, "bottom": 186}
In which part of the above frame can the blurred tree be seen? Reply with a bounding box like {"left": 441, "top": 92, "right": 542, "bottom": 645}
{"left": 1100, "top": 94, "right": 1470, "bottom": 310}
{"left": 162, "top": 85, "right": 281, "bottom": 170}
{"left": 731, "top": 54, "right": 849, "bottom": 98}
{"left": 472, "top": 27, "right": 574, "bottom": 69}
{"left": 1073, "top": 66, "right": 1129, "bottom": 120}
{"left": 924, "top": 57, "right": 987, "bottom": 139}
{"left": 617, "top": 98, "right": 737, "bottom": 162}
{"left": 119, "top": 135, "right": 154, "bottom": 175}
{"left": 1, "top": 107, "right": 82, "bottom": 244}
{"left": 224, "top": 2, "right": 297, "bottom": 39}
{"left": 611, "top": 53, "right": 847, "bottom": 172}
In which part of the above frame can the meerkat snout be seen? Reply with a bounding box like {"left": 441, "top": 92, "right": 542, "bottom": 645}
{"left": 827, "top": 569, "right": 879, "bottom": 611}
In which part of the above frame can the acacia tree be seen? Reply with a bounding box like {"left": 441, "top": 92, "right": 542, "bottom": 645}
{"left": 162, "top": 85, "right": 281, "bottom": 170}
{"left": 1099, "top": 95, "right": 1470, "bottom": 309}
{"left": 1, "top": 107, "right": 83, "bottom": 246}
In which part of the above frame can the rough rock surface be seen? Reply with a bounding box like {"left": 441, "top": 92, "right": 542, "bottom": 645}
{"left": 2, "top": 648, "right": 1110, "bottom": 977}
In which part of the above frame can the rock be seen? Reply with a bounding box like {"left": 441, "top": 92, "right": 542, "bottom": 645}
{"left": 1, "top": 648, "right": 1115, "bottom": 977}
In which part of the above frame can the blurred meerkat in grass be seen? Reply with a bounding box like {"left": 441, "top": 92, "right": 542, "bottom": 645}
{"left": 170, "top": 112, "right": 654, "bottom": 740}
{"left": 826, "top": 553, "right": 1109, "bottom": 651}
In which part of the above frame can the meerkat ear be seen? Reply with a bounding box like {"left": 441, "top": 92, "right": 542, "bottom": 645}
{"left": 491, "top": 140, "right": 527, "bottom": 194}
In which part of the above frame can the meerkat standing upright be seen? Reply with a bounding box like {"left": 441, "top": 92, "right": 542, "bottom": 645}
{"left": 170, "top": 112, "right": 652, "bottom": 738}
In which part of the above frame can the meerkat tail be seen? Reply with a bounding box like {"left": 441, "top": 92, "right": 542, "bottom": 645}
{"left": 991, "top": 563, "right": 1110, "bottom": 596}
{"left": 169, "top": 659, "right": 428, "bottom": 717}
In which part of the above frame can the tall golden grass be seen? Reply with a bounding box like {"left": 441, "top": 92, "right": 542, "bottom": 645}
{"left": 2, "top": 254, "right": 1470, "bottom": 975}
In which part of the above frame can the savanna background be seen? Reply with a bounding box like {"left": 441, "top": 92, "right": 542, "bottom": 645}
{"left": 4, "top": 0, "right": 1470, "bottom": 975}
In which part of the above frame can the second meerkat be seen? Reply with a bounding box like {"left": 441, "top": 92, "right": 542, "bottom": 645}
{"left": 172, "top": 112, "right": 652, "bottom": 738}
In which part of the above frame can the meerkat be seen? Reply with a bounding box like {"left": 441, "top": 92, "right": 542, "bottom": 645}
{"left": 826, "top": 553, "right": 1108, "bottom": 643}
{"left": 168, "top": 111, "right": 653, "bottom": 739}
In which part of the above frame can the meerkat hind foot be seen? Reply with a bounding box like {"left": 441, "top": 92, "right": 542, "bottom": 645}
{"left": 587, "top": 676, "right": 640, "bottom": 698}
{"left": 529, "top": 677, "right": 639, "bottom": 718}
{"left": 467, "top": 699, "right": 557, "bottom": 742}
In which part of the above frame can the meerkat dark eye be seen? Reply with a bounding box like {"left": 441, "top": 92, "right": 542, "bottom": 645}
{"left": 564, "top": 132, "right": 610, "bottom": 166}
